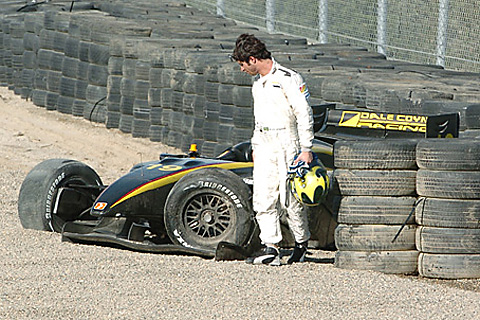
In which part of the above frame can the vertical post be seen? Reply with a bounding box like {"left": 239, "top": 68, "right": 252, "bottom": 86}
{"left": 318, "top": 0, "right": 328, "bottom": 43}
{"left": 266, "top": 0, "right": 275, "bottom": 33}
{"left": 216, "top": 0, "right": 225, "bottom": 18}
{"left": 437, "top": 0, "right": 449, "bottom": 67}
{"left": 377, "top": 0, "right": 387, "bottom": 55}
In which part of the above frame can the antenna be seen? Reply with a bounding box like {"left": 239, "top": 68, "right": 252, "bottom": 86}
{"left": 138, "top": 152, "right": 144, "bottom": 176}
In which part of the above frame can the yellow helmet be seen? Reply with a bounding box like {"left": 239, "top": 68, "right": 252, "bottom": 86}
{"left": 290, "top": 164, "right": 330, "bottom": 206}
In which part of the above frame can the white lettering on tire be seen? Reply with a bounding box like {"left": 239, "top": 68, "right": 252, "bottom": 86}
{"left": 199, "top": 181, "right": 243, "bottom": 208}
{"left": 173, "top": 229, "right": 193, "bottom": 248}
{"left": 45, "top": 172, "right": 65, "bottom": 221}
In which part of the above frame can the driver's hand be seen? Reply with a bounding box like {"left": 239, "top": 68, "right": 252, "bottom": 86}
{"left": 294, "top": 151, "right": 313, "bottom": 165}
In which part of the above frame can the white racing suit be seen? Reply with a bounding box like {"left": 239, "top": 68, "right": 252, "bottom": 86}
{"left": 251, "top": 59, "right": 314, "bottom": 245}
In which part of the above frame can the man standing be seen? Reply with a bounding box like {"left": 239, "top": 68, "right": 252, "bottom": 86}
{"left": 231, "top": 34, "right": 314, "bottom": 266}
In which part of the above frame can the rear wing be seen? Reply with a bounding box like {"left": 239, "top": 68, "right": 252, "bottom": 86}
{"left": 313, "top": 104, "right": 459, "bottom": 140}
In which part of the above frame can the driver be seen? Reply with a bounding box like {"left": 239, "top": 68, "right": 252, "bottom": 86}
{"left": 231, "top": 34, "right": 314, "bottom": 266}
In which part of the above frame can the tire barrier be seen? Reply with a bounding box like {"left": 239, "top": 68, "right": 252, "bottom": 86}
{"left": 2, "top": 1, "right": 478, "bottom": 157}
{"left": 416, "top": 139, "right": 480, "bottom": 279}
{"left": 333, "top": 139, "right": 419, "bottom": 274}
{"left": 333, "top": 139, "right": 480, "bottom": 278}
{"left": 2, "top": 1, "right": 479, "bottom": 154}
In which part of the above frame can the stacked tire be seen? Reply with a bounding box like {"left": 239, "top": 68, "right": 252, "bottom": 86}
{"left": 83, "top": 20, "right": 111, "bottom": 123}
{"left": 23, "top": 13, "right": 42, "bottom": 102}
{"left": 118, "top": 38, "right": 138, "bottom": 133}
{"left": 9, "top": 16, "right": 28, "bottom": 98}
{"left": 461, "top": 104, "right": 480, "bottom": 138}
{"left": 0, "top": 18, "right": 6, "bottom": 86}
{"left": 416, "top": 139, "right": 480, "bottom": 279}
{"left": 178, "top": 51, "right": 213, "bottom": 153}
{"left": 108, "top": 29, "right": 152, "bottom": 131}
{"left": 333, "top": 139, "right": 419, "bottom": 274}
{"left": 1, "top": 15, "right": 19, "bottom": 92}
{"left": 217, "top": 63, "right": 254, "bottom": 154}
{"left": 55, "top": 12, "right": 76, "bottom": 115}
{"left": 162, "top": 49, "right": 190, "bottom": 150}
{"left": 131, "top": 57, "right": 151, "bottom": 137}
{"left": 147, "top": 53, "right": 165, "bottom": 141}
{"left": 201, "top": 60, "right": 224, "bottom": 157}
{"left": 29, "top": 12, "right": 47, "bottom": 108}
{"left": 106, "top": 39, "right": 123, "bottom": 129}
{"left": 40, "top": 10, "right": 64, "bottom": 111}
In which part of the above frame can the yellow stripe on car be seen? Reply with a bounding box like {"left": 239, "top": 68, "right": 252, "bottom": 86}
{"left": 111, "top": 162, "right": 253, "bottom": 208}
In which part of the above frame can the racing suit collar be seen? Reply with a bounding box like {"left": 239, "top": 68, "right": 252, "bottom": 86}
{"left": 260, "top": 58, "right": 277, "bottom": 79}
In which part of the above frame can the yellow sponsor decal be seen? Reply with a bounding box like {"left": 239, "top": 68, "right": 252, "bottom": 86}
{"left": 339, "top": 111, "right": 427, "bottom": 133}
{"left": 146, "top": 164, "right": 183, "bottom": 171}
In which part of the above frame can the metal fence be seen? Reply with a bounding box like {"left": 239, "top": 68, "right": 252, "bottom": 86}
{"left": 183, "top": 0, "right": 480, "bottom": 72}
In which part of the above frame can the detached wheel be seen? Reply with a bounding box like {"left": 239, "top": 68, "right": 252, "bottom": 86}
{"left": 164, "top": 168, "right": 253, "bottom": 251}
{"left": 18, "top": 159, "right": 103, "bottom": 232}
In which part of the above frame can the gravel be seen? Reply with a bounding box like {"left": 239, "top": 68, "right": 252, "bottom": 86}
{"left": 1, "top": 87, "right": 480, "bottom": 319}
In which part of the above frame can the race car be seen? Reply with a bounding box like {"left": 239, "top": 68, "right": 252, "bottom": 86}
{"left": 17, "top": 105, "right": 459, "bottom": 260}
{"left": 17, "top": 139, "right": 333, "bottom": 260}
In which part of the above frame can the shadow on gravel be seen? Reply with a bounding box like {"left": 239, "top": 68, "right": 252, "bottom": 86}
{"left": 306, "top": 256, "right": 335, "bottom": 264}
{"left": 279, "top": 249, "right": 335, "bottom": 264}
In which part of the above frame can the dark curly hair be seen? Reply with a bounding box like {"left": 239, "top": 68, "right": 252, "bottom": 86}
{"left": 231, "top": 33, "right": 272, "bottom": 63}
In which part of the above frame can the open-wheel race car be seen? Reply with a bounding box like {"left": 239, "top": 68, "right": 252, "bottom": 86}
{"left": 17, "top": 106, "right": 459, "bottom": 260}
{"left": 17, "top": 139, "right": 333, "bottom": 260}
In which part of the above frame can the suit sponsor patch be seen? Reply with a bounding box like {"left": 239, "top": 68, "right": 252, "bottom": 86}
{"left": 300, "top": 83, "right": 310, "bottom": 100}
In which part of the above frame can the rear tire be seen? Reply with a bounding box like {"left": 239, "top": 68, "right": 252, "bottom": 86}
{"left": 164, "top": 168, "right": 254, "bottom": 251}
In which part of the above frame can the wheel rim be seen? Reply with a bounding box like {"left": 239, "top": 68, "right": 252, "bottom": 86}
{"left": 183, "top": 193, "right": 233, "bottom": 239}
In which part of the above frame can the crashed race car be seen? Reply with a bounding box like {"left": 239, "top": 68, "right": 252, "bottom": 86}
{"left": 17, "top": 105, "right": 459, "bottom": 260}
{"left": 17, "top": 138, "right": 333, "bottom": 260}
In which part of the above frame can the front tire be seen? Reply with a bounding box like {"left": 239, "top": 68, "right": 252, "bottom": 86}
{"left": 164, "top": 168, "right": 253, "bottom": 251}
{"left": 18, "top": 159, "right": 102, "bottom": 232}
